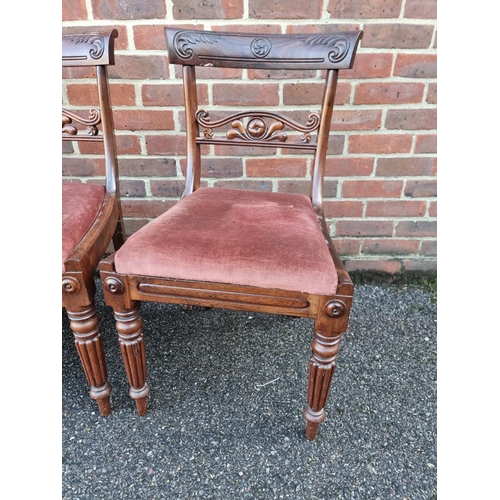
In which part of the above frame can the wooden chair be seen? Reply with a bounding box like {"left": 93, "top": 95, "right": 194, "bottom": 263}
{"left": 62, "top": 30, "right": 125, "bottom": 416}
{"left": 99, "top": 27, "right": 363, "bottom": 439}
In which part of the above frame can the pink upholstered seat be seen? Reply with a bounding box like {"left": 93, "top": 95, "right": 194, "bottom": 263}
{"left": 62, "top": 183, "right": 106, "bottom": 271}
{"left": 115, "top": 187, "right": 338, "bottom": 295}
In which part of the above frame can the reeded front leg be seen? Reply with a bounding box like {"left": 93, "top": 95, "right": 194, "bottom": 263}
{"left": 304, "top": 298, "right": 351, "bottom": 440}
{"left": 113, "top": 302, "right": 149, "bottom": 415}
{"left": 67, "top": 303, "right": 112, "bottom": 416}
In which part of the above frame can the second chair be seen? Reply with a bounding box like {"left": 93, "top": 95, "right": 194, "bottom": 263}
{"left": 99, "top": 27, "right": 363, "bottom": 440}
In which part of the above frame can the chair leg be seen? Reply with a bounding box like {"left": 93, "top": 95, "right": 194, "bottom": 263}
{"left": 67, "top": 303, "right": 112, "bottom": 416}
{"left": 113, "top": 302, "right": 149, "bottom": 415}
{"left": 304, "top": 308, "right": 346, "bottom": 440}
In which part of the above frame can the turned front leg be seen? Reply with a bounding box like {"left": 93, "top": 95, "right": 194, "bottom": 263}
{"left": 304, "top": 329, "right": 342, "bottom": 440}
{"left": 113, "top": 303, "right": 149, "bottom": 415}
{"left": 67, "top": 303, "right": 112, "bottom": 416}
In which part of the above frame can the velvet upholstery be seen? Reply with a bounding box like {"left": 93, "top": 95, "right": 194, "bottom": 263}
{"left": 62, "top": 183, "right": 106, "bottom": 272}
{"left": 115, "top": 187, "right": 338, "bottom": 295}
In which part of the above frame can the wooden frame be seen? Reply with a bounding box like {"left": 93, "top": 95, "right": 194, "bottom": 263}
{"left": 62, "top": 30, "right": 125, "bottom": 416}
{"left": 99, "top": 27, "right": 363, "bottom": 439}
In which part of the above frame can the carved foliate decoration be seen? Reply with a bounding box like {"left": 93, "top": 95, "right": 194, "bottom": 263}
{"left": 251, "top": 38, "right": 272, "bottom": 58}
{"left": 173, "top": 31, "right": 222, "bottom": 59}
{"left": 65, "top": 35, "right": 105, "bottom": 60}
{"left": 196, "top": 110, "right": 320, "bottom": 144}
{"left": 324, "top": 299, "right": 346, "bottom": 318}
{"left": 62, "top": 108, "right": 101, "bottom": 138}
{"left": 104, "top": 277, "right": 124, "bottom": 295}
{"left": 62, "top": 276, "right": 81, "bottom": 294}
{"left": 303, "top": 35, "right": 350, "bottom": 63}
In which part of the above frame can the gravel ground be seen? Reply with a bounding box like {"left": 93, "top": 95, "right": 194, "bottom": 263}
{"left": 62, "top": 279, "right": 437, "bottom": 499}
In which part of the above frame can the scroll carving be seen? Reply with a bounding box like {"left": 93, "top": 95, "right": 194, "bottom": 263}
{"left": 62, "top": 108, "right": 101, "bottom": 137}
{"left": 173, "top": 30, "right": 222, "bottom": 59}
{"left": 303, "top": 34, "right": 350, "bottom": 63}
{"left": 65, "top": 35, "right": 105, "bottom": 60}
{"left": 196, "top": 110, "right": 320, "bottom": 144}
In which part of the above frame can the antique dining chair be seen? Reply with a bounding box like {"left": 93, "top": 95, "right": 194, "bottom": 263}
{"left": 99, "top": 27, "right": 363, "bottom": 439}
{"left": 62, "top": 30, "right": 125, "bottom": 416}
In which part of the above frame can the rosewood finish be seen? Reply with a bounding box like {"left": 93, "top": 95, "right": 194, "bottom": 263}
{"left": 62, "top": 30, "right": 125, "bottom": 416}
{"left": 99, "top": 27, "right": 363, "bottom": 439}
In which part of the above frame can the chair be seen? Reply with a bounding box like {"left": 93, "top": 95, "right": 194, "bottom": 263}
{"left": 62, "top": 29, "right": 125, "bottom": 416}
{"left": 99, "top": 27, "right": 363, "bottom": 439}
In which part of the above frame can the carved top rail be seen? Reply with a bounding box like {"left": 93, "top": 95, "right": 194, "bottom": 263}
{"left": 165, "top": 28, "right": 363, "bottom": 70}
{"left": 62, "top": 29, "right": 118, "bottom": 67}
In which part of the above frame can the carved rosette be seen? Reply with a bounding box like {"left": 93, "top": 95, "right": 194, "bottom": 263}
{"left": 173, "top": 31, "right": 222, "bottom": 59}
{"left": 324, "top": 299, "right": 346, "bottom": 318}
{"left": 62, "top": 108, "right": 101, "bottom": 137}
{"left": 62, "top": 276, "right": 81, "bottom": 294}
{"left": 251, "top": 38, "right": 272, "bottom": 58}
{"left": 67, "top": 35, "right": 105, "bottom": 60}
{"left": 104, "top": 277, "right": 125, "bottom": 295}
{"left": 303, "top": 34, "right": 350, "bottom": 63}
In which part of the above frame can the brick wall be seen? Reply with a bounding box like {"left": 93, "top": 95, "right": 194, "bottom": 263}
{"left": 62, "top": 0, "right": 437, "bottom": 274}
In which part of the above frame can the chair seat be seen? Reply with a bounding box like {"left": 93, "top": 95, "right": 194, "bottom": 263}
{"left": 115, "top": 187, "right": 338, "bottom": 295}
{"left": 62, "top": 183, "right": 105, "bottom": 271}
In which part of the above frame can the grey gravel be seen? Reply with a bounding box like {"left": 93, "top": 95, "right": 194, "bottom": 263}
{"left": 62, "top": 280, "right": 437, "bottom": 499}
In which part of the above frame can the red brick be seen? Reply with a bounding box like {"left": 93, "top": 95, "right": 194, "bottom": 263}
{"left": 283, "top": 83, "right": 325, "bottom": 105}
{"left": 326, "top": 157, "right": 375, "bottom": 177}
{"left": 343, "top": 53, "right": 393, "bottom": 79}
{"left": 336, "top": 220, "right": 394, "bottom": 237}
{"left": 366, "top": 200, "right": 427, "bottom": 217}
{"left": 199, "top": 158, "right": 243, "bottom": 178}
{"left": 214, "top": 24, "right": 282, "bottom": 35}
{"left": 213, "top": 144, "right": 276, "bottom": 157}
{"left": 376, "top": 157, "right": 436, "bottom": 176}
{"left": 91, "top": 0, "right": 166, "bottom": 20}
{"left": 121, "top": 199, "right": 174, "bottom": 218}
{"left": 385, "top": 109, "right": 437, "bottom": 130}
{"left": 117, "top": 158, "right": 177, "bottom": 177}
{"left": 427, "top": 82, "right": 437, "bottom": 104}
{"left": 150, "top": 180, "right": 186, "bottom": 197}
{"left": 354, "top": 82, "right": 425, "bottom": 104}
{"left": 120, "top": 180, "right": 146, "bottom": 198}
{"left": 394, "top": 54, "right": 437, "bottom": 78}
{"left": 250, "top": 69, "right": 317, "bottom": 81}
{"left": 348, "top": 134, "right": 413, "bottom": 154}
{"left": 333, "top": 239, "right": 361, "bottom": 255}
{"left": 421, "top": 240, "right": 437, "bottom": 256}
{"left": 109, "top": 55, "right": 169, "bottom": 80}
{"left": 344, "top": 259, "right": 402, "bottom": 273}
{"left": 249, "top": 0, "right": 321, "bottom": 19}
{"left": 327, "top": 0, "right": 402, "bottom": 18}
{"left": 62, "top": 0, "right": 87, "bottom": 20}
{"left": 133, "top": 25, "right": 167, "bottom": 50}
{"left": 362, "top": 239, "right": 420, "bottom": 255}
{"left": 403, "top": 259, "right": 437, "bottom": 271}
{"left": 215, "top": 180, "right": 273, "bottom": 191}
{"left": 362, "top": 23, "right": 434, "bottom": 49}
{"left": 404, "top": 180, "right": 437, "bottom": 198}
{"left": 396, "top": 220, "right": 436, "bottom": 237}
{"left": 286, "top": 24, "right": 361, "bottom": 35}
{"left": 121, "top": 218, "right": 149, "bottom": 236}
{"left": 428, "top": 201, "right": 437, "bottom": 217}
{"left": 146, "top": 135, "right": 186, "bottom": 156}
{"left": 62, "top": 142, "right": 74, "bottom": 154}
{"left": 283, "top": 135, "right": 345, "bottom": 156}
{"left": 142, "top": 83, "right": 209, "bottom": 107}
{"left": 342, "top": 180, "right": 403, "bottom": 198}
{"left": 276, "top": 181, "right": 312, "bottom": 196}
{"left": 68, "top": 84, "right": 136, "bottom": 107}
{"left": 113, "top": 110, "right": 174, "bottom": 131}
{"left": 404, "top": 0, "right": 437, "bottom": 18}
{"left": 116, "top": 135, "right": 142, "bottom": 155}
{"left": 185, "top": 66, "right": 243, "bottom": 80}
{"left": 415, "top": 134, "right": 437, "bottom": 154}
{"left": 173, "top": 0, "right": 243, "bottom": 19}
{"left": 62, "top": 158, "right": 104, "bottom": 177}
{"left": 323, "top": 201, "right": 364, "bottom": 218}
{"left": 213, "top": 83, "right": 279, "bottom": 106}
{"left": 247, "top": 158, "right": 308, "bottom": 177}
{"left": 330, "top": 109, "right": 382, "bottom": 131}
